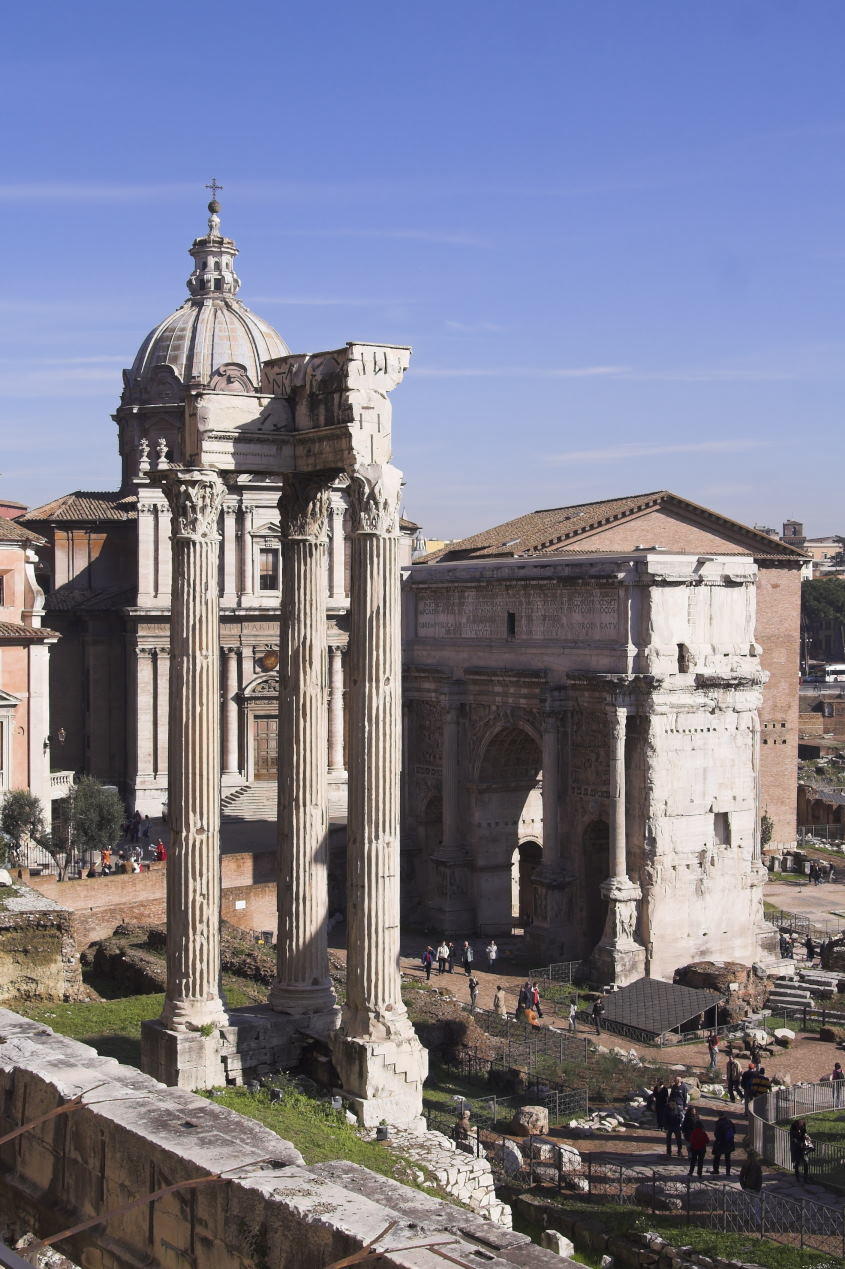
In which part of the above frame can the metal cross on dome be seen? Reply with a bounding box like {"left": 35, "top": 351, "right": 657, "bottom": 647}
{"left": 205, "top": 178, "right": 223, "bottom": 199}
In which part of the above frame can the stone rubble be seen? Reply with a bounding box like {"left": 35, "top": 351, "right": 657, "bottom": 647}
{"left": 385, "top": 1126, "right": 512, "bottom": 1227}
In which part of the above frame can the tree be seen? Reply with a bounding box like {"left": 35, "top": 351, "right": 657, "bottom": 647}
{"left": 760, "top": 812, "right": 774, "bottom": 850}
{"left": 49, "top": 777, "right": 124, "bottom": 879}
{"left": 0, "top": 789, "right": 48, "bottom": 867}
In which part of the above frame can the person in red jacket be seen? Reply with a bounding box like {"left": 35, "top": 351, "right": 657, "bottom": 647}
{"left": 688, "top": 1120, "right": 710, "bottom": 1177}
{"left": 154, "top": 839, "right": 167, "bottom": 862}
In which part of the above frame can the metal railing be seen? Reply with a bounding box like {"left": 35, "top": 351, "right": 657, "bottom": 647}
{"left": 465, "top": 1006, "right": 592, "bottom": 1065}
{"left": 528, "top": 960, "right": 585, "bottom": 986}
{"left": 750, "top": 1081, "right": 845, "bottom": 1181}
{"left": 798, "top": 825, "right": 845, "bottom": 845}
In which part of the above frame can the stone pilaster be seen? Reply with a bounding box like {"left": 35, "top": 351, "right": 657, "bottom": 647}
{"left": 328, "top": 645, "right": 346, "bottom": 775}
{"left": 222, "top": 647, "right": 241, "bottom": 784}
{"left": 141, "top": 469, "right": 227, "bottom": 1090}
{"left": 270, "top": 474, "right": 338, "bottom": 1027}
{"left": 154, "top": 646, "right": 169, "bottom": 783}
{"left": 328, "top": 495, "right": 347, "bottom": 601}
{"left": 221, "top": 501, "right": 238, "bottom": 606}
{"left": 430, "top": 695, "right": 474, "bottom": 930}
{"left": 530, "top": 694, "right": 573, "bottom": 961}
{"left": 333, "top": 463, "right": 427, "bottom": 1128}
{"left": 591, "top": 703, "right": 646, "bottom": 987}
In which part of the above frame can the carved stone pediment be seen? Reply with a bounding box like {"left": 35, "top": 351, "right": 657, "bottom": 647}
{"left": 208, "top": 362, "right": 256, "bottom": 393}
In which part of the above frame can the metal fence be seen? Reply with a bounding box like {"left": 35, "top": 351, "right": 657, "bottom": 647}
{"left": 439, "top": 1044, "right": 589, "bottom": 1119}
{"left": 765, "top": 905, "right": 845, "bottom": 942}
{"left": 528, "top": 960, "right": 585, "bottom": 986}
{"left": 424, "top": 1121, "right": 845, "bottom": 1260}
{"left": 750, "top": 1081, "right": 845, "bottom": 1181}
{"left": 798, "top": 825, "right": 845, "bottom": 845}
{"left": 468, "top": 1006, "right": 592, "bottom": 1066}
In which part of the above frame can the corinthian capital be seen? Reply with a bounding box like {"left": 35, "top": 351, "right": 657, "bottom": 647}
{"left": 278, "top": 473, "right": 331, "bottom": 541}
{"left": 348, "top": 463, "right": 403, "bottom": 536}
{"left": 162, "top": 469, "right": 225, "bottom": 541}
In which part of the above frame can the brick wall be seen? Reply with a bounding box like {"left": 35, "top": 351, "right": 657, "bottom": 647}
{"left": 25, "top": 850, "right": 278, "bottom": 948}
{"left": 755, "top": 564, "right": 801, "bottom": 843}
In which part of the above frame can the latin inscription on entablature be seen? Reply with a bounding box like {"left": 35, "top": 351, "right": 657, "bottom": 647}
{"left": 414, "top": 585, "right": 620, "bottom": 641}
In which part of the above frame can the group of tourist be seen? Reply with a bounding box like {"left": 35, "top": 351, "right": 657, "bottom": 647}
{"left": 86, "top": 839, "right": 167, "bottom": 876}
{"left": 421, "top": 939, "right": 500, "bottom": 981}
{"left": 807, "top": 860, "right": 836, "bottom": 885}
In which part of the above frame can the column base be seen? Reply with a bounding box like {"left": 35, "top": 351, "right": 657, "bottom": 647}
{"left": 141, "top": 1019, "right": 226, "bottom": 1089}
{"left": 268, "top": 982, "right": 341, "bottom": 1039}
{"left": 332, "top": 1028, "right": 428, "bottom": 1129}
{"left": 221, "top": 770, "right": 245, "bottom": 789}
{"left": 590, "top": 876, "right": 646, "bottom": 988}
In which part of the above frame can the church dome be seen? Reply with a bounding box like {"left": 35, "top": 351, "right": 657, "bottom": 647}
{"left": 124, "top": 198, "right": 289, "bottom": 400}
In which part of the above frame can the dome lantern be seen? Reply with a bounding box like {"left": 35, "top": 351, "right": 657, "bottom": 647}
{"left": 186, "top": 189, "right": 241, "bottom": 298}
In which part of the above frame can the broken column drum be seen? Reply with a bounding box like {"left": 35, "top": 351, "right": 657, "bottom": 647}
{"left": 270, "top": 474, "right": 338, "bottom": 1025}
{"left": 333, "top": 463, "right": 428, "bottom": 1127}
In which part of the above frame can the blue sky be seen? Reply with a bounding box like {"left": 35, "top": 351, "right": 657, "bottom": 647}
{"left": 1, "top": 1, "right": 843, "bottom": 538}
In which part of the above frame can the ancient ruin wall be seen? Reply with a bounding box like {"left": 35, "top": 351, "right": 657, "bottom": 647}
{"left": 0, "top": 1011, "right": 565, "bottom": 1268}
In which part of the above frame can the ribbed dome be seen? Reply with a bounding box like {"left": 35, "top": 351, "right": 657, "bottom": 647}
{"left": 124, "top": 201, "right": 289, "bottom": 398}
{"left": 129, "top": 295, "right": 289, "bottom": 393}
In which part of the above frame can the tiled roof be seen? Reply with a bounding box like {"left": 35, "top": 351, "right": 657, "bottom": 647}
{"left": 0, "top": 517, "right": 45, "bottom": 546}
{"left": 400, "top": 516, "right": 421, "bottom": 531}
{"left": 603, "top": 977, "right": 722, "bottom": 1038}
{"left": 18, "top": 491, "right": 136, "bottom": 524}
{"left": 0, "top": 621, "right": 59, "bottom": 641}
{"left": 418, "top": 491, "right": 808, "bottom": 564}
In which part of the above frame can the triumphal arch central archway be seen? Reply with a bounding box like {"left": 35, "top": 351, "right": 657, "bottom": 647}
{"left": 140, "top": 340, "right": 427, "bottom": 1128}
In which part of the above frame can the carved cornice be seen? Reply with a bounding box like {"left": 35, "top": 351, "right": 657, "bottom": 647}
{"left": 277, "top": 473, "right": 331, "bottom": 542}
{"left": 348, "top": 463, "right": 403, "bottom": 536}
{"left": 162, "top": 470, "right": 225, "bottom": 541}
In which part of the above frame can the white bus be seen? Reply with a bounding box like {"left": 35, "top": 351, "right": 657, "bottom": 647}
{"left": 817, "top": 664, "right": 845, "bottom": 683}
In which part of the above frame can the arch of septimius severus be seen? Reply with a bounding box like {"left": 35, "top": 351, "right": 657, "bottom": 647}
{"left": 129, "top": 211, "right": 426, "bottom": 1126}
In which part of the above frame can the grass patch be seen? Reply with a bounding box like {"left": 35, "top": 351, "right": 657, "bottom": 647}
{"left": 14, "top": 992, "right": 163, "bottom": 1066}
{"left": 0, "top": 883, "right": 16, "bottom": 911}
{"left": 541, "top": 1194, "right": 844, "bottom": 1269}
{"left": 207, "top": 1082, "right": 446, "bottom": 1198}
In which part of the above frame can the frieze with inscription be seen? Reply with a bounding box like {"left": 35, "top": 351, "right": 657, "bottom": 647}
{"left": 415, "top": 584, "right": 619, "bottom": 641}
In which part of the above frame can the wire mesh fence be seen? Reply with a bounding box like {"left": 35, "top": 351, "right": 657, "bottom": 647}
{"left": 750, "top": 1082, "right": 845, "bottom": 1183}
{"left": 422, "top": 1118, "right": 845, "bottom": 1260}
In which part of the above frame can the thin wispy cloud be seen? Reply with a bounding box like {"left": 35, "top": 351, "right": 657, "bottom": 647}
{"left": 548, "top": 439, "right": 764, "bottom": 465}
{"left": 626, "top": 368, "right": 798, "bottom": 383}
{"left": 250, "top": 295, "right": 407, "bottom": 308}
{"left": 444, "top": 319, "right": 506, "bottom": 333}
{"left": 414, "top": 364, "right": 629, "bottom": 379}
{"left": 281, "top": 227, "right": 491, "bottom": 248}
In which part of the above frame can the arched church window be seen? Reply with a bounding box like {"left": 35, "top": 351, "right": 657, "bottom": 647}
{"left": 214, "top": 261, "right": 221, "bottom": 272}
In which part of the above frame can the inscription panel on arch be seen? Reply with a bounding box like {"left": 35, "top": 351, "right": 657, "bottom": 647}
{"left": 414, "top": 584, "right": 621, "bottom": 641}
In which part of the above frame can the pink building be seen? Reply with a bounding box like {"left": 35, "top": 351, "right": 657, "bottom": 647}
{"left": 0, "top": 516, "right": 59, "bottom": 810}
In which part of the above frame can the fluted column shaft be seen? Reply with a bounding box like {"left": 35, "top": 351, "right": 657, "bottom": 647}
{"left": 343, "top": 464, "right": 409, "bottom": 1040}
{"left": 608, "top": 705, "right": 628, "bottom": 880}
{"left": 136, "top": 648, "right": 155, "bottom": 777}
{"left": 161, "top": 470, "right": 226, "bottom": 1030}
{"left": 329, "top": 498, "right": 346, "bottom": 600}
{"left": 154, "top": 647, "right": 169, "bottom": 781}
{"left": 270, "top": 475, "right": 336, "bottom": 1015}
{"left": 222, "top": 648, "right": 240, "bottom": 775}
{"left": 328, "top": 645, "right": 346, "bottom": 773}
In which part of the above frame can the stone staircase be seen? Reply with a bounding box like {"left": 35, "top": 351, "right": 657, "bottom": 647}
{"left": 222, "top": 783, "right": 277, "bottom": 820}
{"left": 767, "top": 966, "right": 845, "bottom": 1012}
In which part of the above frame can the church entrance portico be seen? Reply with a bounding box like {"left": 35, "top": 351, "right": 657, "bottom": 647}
{"left": 253, "top": 715, "right": 277, "bottom": 779}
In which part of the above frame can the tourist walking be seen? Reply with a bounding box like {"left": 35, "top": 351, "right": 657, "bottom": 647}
{"left": 461, "top": 941, "right": 475, "bottom": 975}
{"left": 493, "top": 984, "right": 507, "bottom": 1018}
{"left": 711, "top": 1111, "right": 735, "bottom": 1176}
{"left": 516, "top": 980, "right": 531, "bottom": 1019}
{"left": 530, "top": 980, "right": 543, "bottom": 1019}
{"left": 154, "top": 839, "right": 167, "bottom": 862}
{"left": 790, "top": 1119, "right": 813, "bottom": 1184}
{"left": 805, "top": 934, "right": 816, "bottom": 963}
{"left": 436, "top": 941, "right": 449, "bottom": 975}
{"left": 447, "top": 941, "right": 456, "bottom": 973}
{"left": 749, "top": 1065, "right": 771, "bottom": 1102}
{"left": 468, "top": 974, "right": 480, "bottom": 1013}
{"left": 591, "top": 997, "right": 605, "bottom": 1035}
{"left": 739, "top": 1149, "right": 763, "bottom": 1195}
{"left": 568, "top": 1000, "right": 577, "bottom": 1032}
{"left": 740, "top": 1064, "right": 757, "bottom": 1112}
{"left": 832, "top": 1061, "right": 844, "bottom": 1106}
{"left": 651, "top": 1078, "right": 668, "bottom": 1130}
{"left": 707, "top": 1032, "right": 719, "bottom": 1071}
{"left": 664, "top": 1097, "right": 684, "bottom": 1159}
{"left": 687, "top": 1118, "right": 709, "bottom": 1178}
{"left": 422, "top": 946, "right": 434, "bottom": 981}
{"left": 485, "top": 939, "right": 498, "bottom": 970}
{"left": 726, "top": 1054, "right": 742, "bottom": 1103}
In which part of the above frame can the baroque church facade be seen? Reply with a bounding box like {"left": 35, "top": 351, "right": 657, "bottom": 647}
{"left": 20, "top": 203, "right": 415, "bottom": 814}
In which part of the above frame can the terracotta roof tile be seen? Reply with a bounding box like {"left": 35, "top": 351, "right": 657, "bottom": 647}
{"left": 18, "top": 491, "right": 137, "bottom": 524}
{"left": 45, "top": 583, "right": 135, "bottom": 612}
{"left": 0, "top": 621, "right": 58, "bottom": 641}
{"left": 0, "top": 517, "right": 45, "bottom": 546}
{"left": 418, "top": 490, "right": 808, "bottom": 564}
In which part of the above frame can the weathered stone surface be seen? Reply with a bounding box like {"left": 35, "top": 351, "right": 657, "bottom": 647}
{"left": 674, "top": 961, "right": 769, "bottom": 1022}
{"left": 0, "top": 885, "right": 82, "bottom": 1004}
{"left": 510, "top": 1105, "right": 549, "bottom": 1137}
{"left": 541, "top": 1230, "right": 576, "bottom": 1257}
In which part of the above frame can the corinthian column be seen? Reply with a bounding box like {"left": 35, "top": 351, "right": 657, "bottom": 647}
{"left": 270, "top": 474, "right": 337, "bottom": 1021}
{"left": 591, "top": 699, "right": 645, "bottom": 988}
{"left": 333, "top": 463, "right": 427, "bottom": 1127}
{"left": 159, "top": 469, "right": 227, "bottom": 1030}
